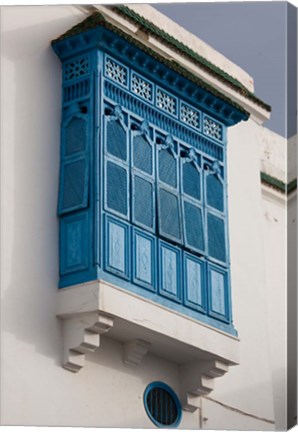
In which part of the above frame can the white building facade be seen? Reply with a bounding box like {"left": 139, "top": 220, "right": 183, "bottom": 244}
{"left": 0, "top": 4, "right": 295, "bottom": 430}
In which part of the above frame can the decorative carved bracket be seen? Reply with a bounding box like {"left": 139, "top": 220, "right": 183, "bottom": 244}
{"left": 112, "top": 104, "right": 124, "bottom": 122}
{"left": 139, "top": 120, "right": 150, "bottom": 137}
{"left": 180, "top": 359, "right": 229, "bottom": 412}
{"left": 157, "top": 134, "right": 175, "bottom": 153}
{"left": 61, "top": 312, "right": 114, "bottom": 373}
{"left": 123, "top": 339, "right": 151, "bottom": 368}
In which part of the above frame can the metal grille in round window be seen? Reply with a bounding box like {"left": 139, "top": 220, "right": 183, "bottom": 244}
{"left": 144, "top": 382, "right": 182, "bottom": 428}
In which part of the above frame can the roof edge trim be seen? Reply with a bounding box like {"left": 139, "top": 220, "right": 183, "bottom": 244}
{"left": 112, "top": 5, "right": 271, "bottom": 113}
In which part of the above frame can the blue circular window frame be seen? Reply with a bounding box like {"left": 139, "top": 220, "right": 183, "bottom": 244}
{"left": 143, "top": 381, "right": 182, "bottom": 428}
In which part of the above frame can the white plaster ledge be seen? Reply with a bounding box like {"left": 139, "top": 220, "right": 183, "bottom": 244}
{"left": 57, "top": 280, "right": 239, "bottom": 402}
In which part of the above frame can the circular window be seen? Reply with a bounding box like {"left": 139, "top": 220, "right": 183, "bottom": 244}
{"left": 144, "top": 382, "right": 182, "bottom": 428}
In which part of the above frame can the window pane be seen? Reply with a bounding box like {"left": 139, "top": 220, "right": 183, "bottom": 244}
{"left": 207, "top": 213, "right": 226, "bottom": 262}
{"left": 106, "top": 161, "right": 127, "bottom": 215}
{"left": 159, "top": 189, "right": 181, "bottom": 241}
{"left": 184, "top": 201, "right": 204, "bottom": 251}
{"left": 133, "top": 176, "right": 154, "bottom": 229}
{"left": 133, "top": 135, "right": 152, "bottom": 174}
{"left": 159, "top": 149, "right": 177, "bottom": 188}
{"left": 207, "top": 173, "right": 224, "bottom": 212}
{"left": 183, "top": 162, "right": 201, "bottom": 201}
{"left": 107, "top": 120, "right": 126, "bottom": 161}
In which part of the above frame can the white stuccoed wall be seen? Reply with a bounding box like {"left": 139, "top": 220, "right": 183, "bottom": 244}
{"left": 259, "top": 131, "right": 296, "bottom": 430}
{"left": 261, "top": 186, "right": 287, "bottom": 431}
{"left": 200, "top": 119, "right": 277, "bottom": 430}
{"left": 1, "top": 5, "right": 287, "bottom": 430}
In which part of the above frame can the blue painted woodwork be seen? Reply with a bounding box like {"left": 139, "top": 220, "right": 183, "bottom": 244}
{"left": 159, "top": 241, "right": 181, "bottom": 303}
{"left": 181, "top": 102, "right": 201, "bottom": 130}
{"left": 60, "top": 211, "right": 89, "bottom": 275}
{"left": 52, "top": 22, "right": 248, "bottom": 336}
{"left": 156, "top": 87, "right": 178, "bottom": 116}
{"left": 105, "top": 215, "right": 130, "bottom": 279}
{"left": 131, "top": 72, "right": 153, "bottom": 103}
{"left": 184, "top": 253, "right": 206, "bottom": 313}
{"left": 133, "top": 229, "right": 156, "bottom": 291}
{"left": 208, "top": 263, "right": 230, "bottom": 322}
{"left": 143, "top": 382, "right": 182, "bottom": 428}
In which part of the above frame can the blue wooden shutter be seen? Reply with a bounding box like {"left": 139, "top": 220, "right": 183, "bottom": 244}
{"left": 183, "top": 201, "right": 204, "bottom": 251}
{"left": 206, "top": 172, "right": 224, "bottom": 212}
{"left": 133, "top": 134, "right": 152, "bottom": 175}
{"left": 159, "top": 148, "right": 177, "bottom": 188}
{"left": 65, "top": 117, "right": 87, "bottom": 156}
{"left": 181, "top": 149, "right": 204, "bottom": 253}
{"left": 106, "top": 161, "right": 128, "bottom": 215}
{"left": 107, "top": 120, "right": 127, "bottom": 161}
{"left": 104, "top": 106, "right": 129, "bottom": 219}
{"left": 58, "top": 112, "right": 89, "bottom": 215}
{"left": 133, "top": 176, "right": 154, "bottom": 229}
{"left": 159, "top": 189, "right": 182, "bottom": 240}
{"left": 157, "top": 136, "right": 182, "bottom": 243}
{"left": 132, "top": 121, "right": 155, "bottom": 231}
{"left": 182, "top": 161, "right": 201, "bottom": 201}
{"left": 204, "top": 161, "right": 227, "bottom": 263}
{"left": 207, "top": 213, "right": 226, "bottom": 262}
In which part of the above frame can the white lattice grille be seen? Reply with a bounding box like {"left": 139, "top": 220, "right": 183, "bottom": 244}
{"left": 131, "top": 74, "right": 152, "bottom": 101}
{"left": 105, "top": 58, "right": 127, "bottom": 86}
{"left": 156, "top": 89, "right": 176, "bottom": 115}
{"left": 203, "top": 117, "right": 223, "bottom": 141}
{"left": 181, "top": 104, "right": 200, "bottom": 128}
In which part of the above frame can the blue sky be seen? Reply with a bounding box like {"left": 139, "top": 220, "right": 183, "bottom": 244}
{"left": 154, "top": 2, "right": 297, "bottom": 138}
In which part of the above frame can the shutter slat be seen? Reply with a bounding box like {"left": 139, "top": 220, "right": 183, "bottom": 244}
{"left": 159, "top": 149, "right": 177, "bottom": 187}
{"left": 59, "top": 157, "right": 89, "bottom": 214}
{"left": 184, "top": 201, "right": 204, "bottom": 251}
{"left": 159, "top": 189, "right": 182, "bottom": 241}
{"left": 106, "top": 161, "right": 128, "bottom": 216}
{"left": 207, "top": 173, "right": 224, "bottom": 211}
{"left": 107, "top": 120, "right": 127, "bottom": 161}
{"left": 65, "top": 117, "right": 86, "bottom": 156}
{"left": 133, "top": 176, "right": 154, "bottom": 229}
{"left": 133, "top": 135, "right": 152, "bottom": 174}
{"left": 183, "top": 162, "right": 201, "bottom": 201}
{"left": 208, "top": 213, "right": 226, "bottom": 262}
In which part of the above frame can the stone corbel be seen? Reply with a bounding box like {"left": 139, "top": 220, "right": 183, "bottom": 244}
{"left": 123, "top": 339, "right": 151, "bottom": 368}
{"left": 61, "top": 312, "right": 114, "bottom": 373}
{"left": 180, "top": 359, "right": 229, "bottom": 412}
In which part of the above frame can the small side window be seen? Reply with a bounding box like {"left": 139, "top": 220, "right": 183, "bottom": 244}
{"left": 144, "top": 382, "right": 182, "bottom": 428}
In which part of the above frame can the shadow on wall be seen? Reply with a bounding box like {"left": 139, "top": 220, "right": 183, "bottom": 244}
{"left": 87, "top": 335, "right": 277, "bottom": 430}
{"left": 1, "top": 15, "right": 72, "bottom": 367}
{"left": 287, "top": 193, "right": 297, "bottom": 429}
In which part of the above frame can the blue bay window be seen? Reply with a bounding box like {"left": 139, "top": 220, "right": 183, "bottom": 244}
{"left": 52, "top": 12, "right": 248, "bottom": 336}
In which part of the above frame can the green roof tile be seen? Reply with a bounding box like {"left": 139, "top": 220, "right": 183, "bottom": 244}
{"left": 52, "top": 8, "right": 269, "bottom": 115}
{"left": 260, "top": 172, "right": 297, "bottom": 195}
{"left": 113, "top": 5, "right": 271, "bottom": 112}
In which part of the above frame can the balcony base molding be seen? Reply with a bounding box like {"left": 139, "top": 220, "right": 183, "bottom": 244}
{"left": 57, "top": 280, "right": 239, "bottom": 407}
